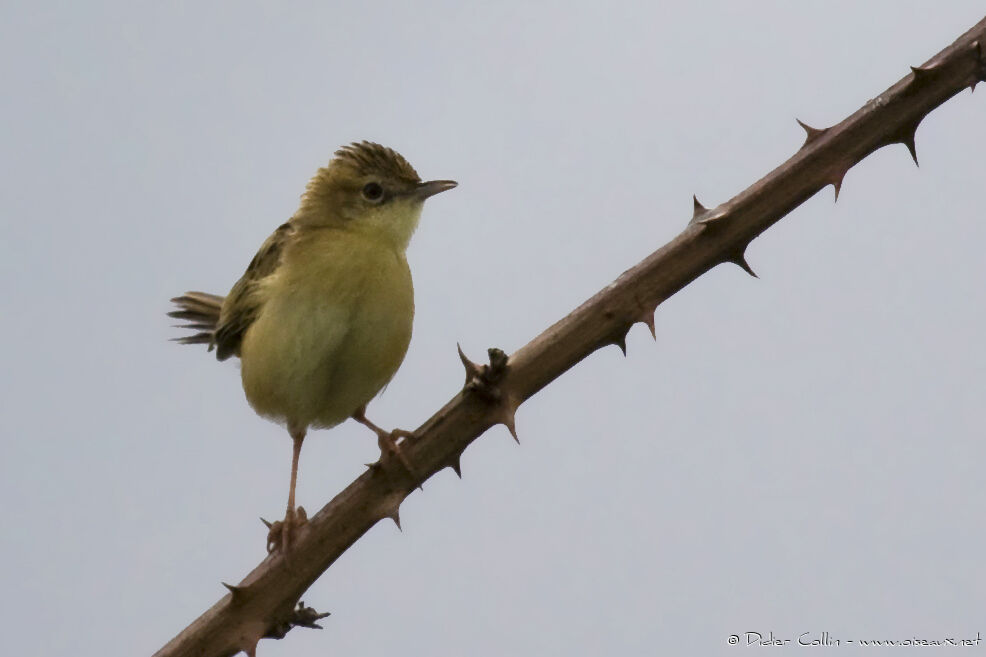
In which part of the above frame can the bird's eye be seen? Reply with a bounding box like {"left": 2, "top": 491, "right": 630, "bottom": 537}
{"left": 361, "top": 182, "right": 384, "bottom": 203}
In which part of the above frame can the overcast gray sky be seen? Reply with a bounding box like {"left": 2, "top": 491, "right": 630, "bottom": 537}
{"left": 2, "top": 3, "right": 985, "bottom": 656}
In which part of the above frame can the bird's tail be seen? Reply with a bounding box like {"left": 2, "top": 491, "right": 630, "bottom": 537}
{"left": 168, "top": 291, "right": 225, "bottom": 347}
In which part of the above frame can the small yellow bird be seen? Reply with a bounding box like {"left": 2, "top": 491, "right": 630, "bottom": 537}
{"left": 169, "top": 142, "right": 456, "bottom": 550}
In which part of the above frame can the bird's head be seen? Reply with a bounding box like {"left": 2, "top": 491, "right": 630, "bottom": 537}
{"left": 294, "top": 141, "right": 456, "bottom": 251}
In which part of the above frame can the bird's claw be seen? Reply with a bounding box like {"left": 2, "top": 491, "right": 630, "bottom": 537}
{"left": 377, "top": 429, "right": 422, "bottom": 487}
{"left": 266, "top": 505, "right": 308, "bottom": 554}
{"left": 353, "top": 409, "right": 422, "bottom": 487}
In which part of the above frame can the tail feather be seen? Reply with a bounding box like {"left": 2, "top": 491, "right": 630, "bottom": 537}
{"left": 169, "top": 291, "right": 224, "bottom": 349}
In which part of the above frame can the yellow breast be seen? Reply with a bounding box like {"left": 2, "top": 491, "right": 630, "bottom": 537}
{"left": 239, "top": 228, "right": 414, "bottom": 429}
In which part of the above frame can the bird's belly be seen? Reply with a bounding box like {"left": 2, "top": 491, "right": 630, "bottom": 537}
{"left": 239, "top": 253, "right": 413, "bottom": 430}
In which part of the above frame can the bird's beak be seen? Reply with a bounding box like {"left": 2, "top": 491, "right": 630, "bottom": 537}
{"left": 414, "top": 179, "right": 458, "bottom": 200}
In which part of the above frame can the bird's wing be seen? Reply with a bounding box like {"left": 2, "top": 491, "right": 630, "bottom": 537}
{"left": 214, "top": 221, "right": 295, "bottom": 361}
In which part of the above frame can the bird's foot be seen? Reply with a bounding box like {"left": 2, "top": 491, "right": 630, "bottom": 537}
{"left": 352, "top": 409, "right": 422, "bottom": 487}
{"left": 265, "top": 505, "right": 308, "bottom": 554}
{"left": 376, "top": 429, "right": 423, "bottom": 487}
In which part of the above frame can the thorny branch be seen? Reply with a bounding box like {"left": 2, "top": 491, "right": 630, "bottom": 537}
{"left": 153, "top": 17, "right": 986, "bottom": 657}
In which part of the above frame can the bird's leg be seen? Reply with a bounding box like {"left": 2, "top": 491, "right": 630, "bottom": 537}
{"left": 284, "top": 425, "right": 305, "bottom": 549}
{"left": 351, "top": 406, "right": 420, "bottom": 485}
{"left": 266, "top": 423, "right": 308, "bottom": 554}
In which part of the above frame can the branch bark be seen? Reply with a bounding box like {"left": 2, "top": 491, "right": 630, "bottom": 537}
{"left": 153, "top": 17, "right": 986, "bottom": 657}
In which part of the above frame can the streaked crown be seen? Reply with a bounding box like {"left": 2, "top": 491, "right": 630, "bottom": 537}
{"left": 332, "top": 141, "right": 421, "bottom": 184}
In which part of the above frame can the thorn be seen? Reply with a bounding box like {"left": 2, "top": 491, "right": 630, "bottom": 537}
{"left": 689, "top": 195, "right": 715, "bottom": 225}
{"left": 608, "top": 324, "right": 631, "bottom": 356}
{"left": 222, "top": 582, "right": 248, "bottom": 604}
{"left": 640, "top": 311, "right": 656, "bottom": 340}
{"left": 381, "top": 497, "right": 403, "bottom": 530}
{"left": 260, "top": 517, "right": 273, "bottom": 529}
{"left": 796, "top": 118, "right": 827, "bottom": 147}
{"left": 909, "top": 64, "right": 935, "bottom": 84}
{"left": 728, "top": 251, "right": 758, "bottom": 278}
{"left": 498, "top": 404, "right": 519, "bottom": 443}
{"left": 824, "top": 164, "right": 849, "bottom": 202}
{"left": 884, "top": 120, "right": 921, "bottom": 167}
{"left": 457, "top": 342, "right": 481, "bottom": 385}
{"left": 449, "top": 454, "right": 462, "bottom": 478}
{"left": 902, "top": 129, "right": 919, "bottom": 167}
{"left": 504, "top": 420, "right": 519, "bottom": 443}
{"left": 692, "top": 195, "right": 707, "bottom": 219}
